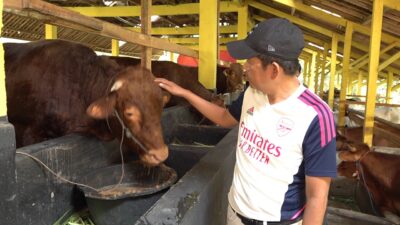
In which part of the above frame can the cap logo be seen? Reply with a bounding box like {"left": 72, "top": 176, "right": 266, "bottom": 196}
{"left": 267, "top": 45, "right": 276, "bottom": 52}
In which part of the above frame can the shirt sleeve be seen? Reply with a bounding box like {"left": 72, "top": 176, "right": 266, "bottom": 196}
{"left": 302, "top": 116, "right": 337, "bottom": 178}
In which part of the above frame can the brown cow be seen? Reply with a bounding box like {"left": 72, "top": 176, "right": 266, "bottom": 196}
{"left": 107, "top": 56, "right": 224, "bottom": 107}
{"left": 217, "top": 63, "right": 245, "bottom": 94}
{"left": 5, "top": 40, "right": 168, "bottom": 166}
{"left": 107, "top": 56, "right": 244, "bottom": 97}
{"left": 338, "top": 127, "right": 399, "bottom": 147}
{"left": 337, "top": 138, "right": 400, "bottom": 224}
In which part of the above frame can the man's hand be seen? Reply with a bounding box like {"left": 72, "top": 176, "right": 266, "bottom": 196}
{"left": 155, "top": 78, "right": 188, "bottom": 97}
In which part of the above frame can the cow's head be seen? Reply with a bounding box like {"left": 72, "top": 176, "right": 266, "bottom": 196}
{"left": 336, "top": 135, "right": 371, "bottom": 179}
{"left": 337, "top": 141, "right": 370, "bottom": 162}
{"left": 87, "top": 67, "right": 169, "bottom": 166}
{"left": 337, "top": 161, "right": 358, "bottom": 179}
{"left": 223, "top": 63, "right": 245, "bottom": 92}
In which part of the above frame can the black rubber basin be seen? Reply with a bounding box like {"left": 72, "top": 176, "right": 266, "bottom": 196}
{"left": 82, "top": 144, "right": 211, "bottom": 225}
{"left": 80, "top": 161, "right": 178, "bottom": 200}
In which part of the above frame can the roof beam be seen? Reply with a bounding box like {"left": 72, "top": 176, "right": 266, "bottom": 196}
{"left": 128, "top": 25, "right": 238, "bottom": 35}
{"left": 350, "top": 41, "right": 400, "bottom": 71}
{"left": 65, "top": 2, "right": 240, "bottom": 17}
{"left": 168, "top": 37, "right": 236, "bottom": 44}
{"left": 267, "top": 0, "right": 400, "bottom": 45}
{"left": 384, "top": 0, "right": 400, "bottom": 11}
{"left": 362, "top": 8, "right": 390, "bottom": 25}
{"left": 251, "top": 5, "right": 333, "bottom": 37}
{"left": 4, "top": 0, "right": 198, "bottom": 57}
{"left": 378, "top": 51, "right": 400, "bottom": 72}
{"left": 251, "top": 6, "right": 400, "bottom": 72}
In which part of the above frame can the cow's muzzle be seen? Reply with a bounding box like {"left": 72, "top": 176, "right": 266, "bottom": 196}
{"left": 140, "top": 145, "right": 169, "bottom": 166}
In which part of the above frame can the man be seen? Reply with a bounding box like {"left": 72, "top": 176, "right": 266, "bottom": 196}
{"left": 156, "top": 18, "right": 336, "bottom": 225}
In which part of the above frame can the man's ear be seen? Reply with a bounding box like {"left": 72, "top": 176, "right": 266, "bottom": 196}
{"left": 87, "top": 92, "right": 117, "bottom": 119}
{"left": 271, "top": 62, "right": 280, "bottom": 79}
{"left": 162, "top": 91, "right": 171, "bottom": 107}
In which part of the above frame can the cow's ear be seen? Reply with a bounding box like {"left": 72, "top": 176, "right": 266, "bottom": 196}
{"left": 347, "top": 143, "right": 357, "bottom": 152}
{"left": 87, "top": 93, "right": 117, "bottom": 119}
{"left": 110, "top": 79, "right": 125, "bottom": 92}
{"left": 223, "top": 69, "right": 231, "bottom": 77}
{"left": 162, "top": 91, "right": 171, "bottom": 107}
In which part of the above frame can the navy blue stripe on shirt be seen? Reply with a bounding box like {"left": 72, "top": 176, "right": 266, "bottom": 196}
{"left": 298, "top": 90, "right": 335, "bottom": 147}
{"left": 303, "top": 90, "right": 336, "bottom": 143}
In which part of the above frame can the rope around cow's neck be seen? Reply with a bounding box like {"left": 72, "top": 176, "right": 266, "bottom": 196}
{"left": 356, "top": 151, "right": 380, "bottom": 216}
{"left": 13, "top": 110, "right": 150, "bottom": 194}
{"left": 113, "top": 110, "right": 149, "bottom": 153}
{"left": 14, "top": 115, "right": 130, "bottom": 193}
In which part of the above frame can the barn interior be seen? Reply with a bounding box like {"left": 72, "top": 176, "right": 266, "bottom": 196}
{"left": 1, "top": 0, "right": 400, "bottom": 225}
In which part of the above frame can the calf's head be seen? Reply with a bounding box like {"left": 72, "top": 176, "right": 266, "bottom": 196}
{"left": 337, "top": 140, "right": 371, "bottom": 162}
{"left": 224, "top": 63, "right": 244, "bottom": 92}
{"left": 87, "top": 67, "right": 169, "bottom": 166}
{"left": 337, "top": 161, "right": 358, "bottom": 179}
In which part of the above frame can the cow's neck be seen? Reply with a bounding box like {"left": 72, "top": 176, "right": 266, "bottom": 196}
{"left": 360, "top": 152, "right": 395, "bottom": 190}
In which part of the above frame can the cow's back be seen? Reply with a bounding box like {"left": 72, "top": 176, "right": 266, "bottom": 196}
{"left": 5, "top": 40, "right": 120, "bottom": 146}
{"left": 151, "top": 61, "right": 214, "bottom": 105}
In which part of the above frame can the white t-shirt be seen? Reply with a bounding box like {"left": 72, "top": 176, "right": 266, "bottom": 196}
{"left": 228, "top": 85, "right": 337, "bottom": 221}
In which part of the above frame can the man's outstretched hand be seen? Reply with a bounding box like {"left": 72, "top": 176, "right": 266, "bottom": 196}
{"left": 155, "top": 78, "right": 189, "bottom": 97}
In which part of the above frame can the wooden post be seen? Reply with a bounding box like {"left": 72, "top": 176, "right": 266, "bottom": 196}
{"left": 307, "top": 59, "right": 312, "bottom": 88}
{"left": 319, "top": 43, "right": 329, "bottom": 97}
{"left": 303, "top": 59, "right": 309, "bottom": 85}
{"left": 141, "top": 0, "right": 152, "bottom": 71}
{"left": 328, "top": 34, "right": 338, "bottom": 109}
{"left": 357, "top": 70, "right": 363, "bottom": 95}
{"left": 199, "top": 0, "right": 219, "bottom": 89}
{"left": 364, "top": 0, "right": 384, "bottom": 146}
{"left": 0, "top": 1, "right": 18, "bottom": 224}
{"left": 309, "top": 52, "right": 317, "bottom": 92}
{"left": 45, "top": 24, "right": 57, "bottom": 39}
{"left": 237, "top": 3, "right": 248, "bottom": 40}
{"left": 314, "top": 51, "right": 320, "bottom": 93}
{"left": 237, "top": 3, "right": 248, "bottom": 65}
{"left": 0, "top": 3, "right": 6, "bottom": 118}
{"left": 111, "top": 39, "right": 119, "bottom": 56}
{"left": 338, "top": 22, "right": 353, "bottom": 129}
{"left": 386, "top": 70, "right": 393, "bottom": 104}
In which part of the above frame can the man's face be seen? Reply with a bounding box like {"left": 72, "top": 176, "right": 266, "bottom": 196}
{"left": 243, "top": 57, "right": 270, "bottom": 91}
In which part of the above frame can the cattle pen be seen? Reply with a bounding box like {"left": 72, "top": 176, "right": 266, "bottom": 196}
{"left": 1, "top": 0, "right": 400, "bottom": 225}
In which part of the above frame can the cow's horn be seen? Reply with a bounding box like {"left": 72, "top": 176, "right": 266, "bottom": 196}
{"left": 348, "top": 144, "right": 357, "bottom": 152}
{"left": 111, "top": 80, "right": 124, "bottom": 92}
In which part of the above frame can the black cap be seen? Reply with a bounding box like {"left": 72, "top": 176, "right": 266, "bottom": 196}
{"left": 227, "top": 18, "right": 304, "bottom": 61}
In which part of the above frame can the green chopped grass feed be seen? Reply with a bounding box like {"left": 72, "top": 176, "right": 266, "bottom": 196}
{"left": 54, "top": 210, "right": 95, "bottom": 225}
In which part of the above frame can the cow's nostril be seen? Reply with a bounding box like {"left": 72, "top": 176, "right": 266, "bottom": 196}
{"left": 141, "top": 146, "right": 169, "bottom": 166}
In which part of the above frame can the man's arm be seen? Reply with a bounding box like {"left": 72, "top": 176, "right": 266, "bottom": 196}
{"left": 302, "top": 176, "right": 331, "bottom": 225}
{"left": 155, "top": 78, "right": 238, "bottom": 128}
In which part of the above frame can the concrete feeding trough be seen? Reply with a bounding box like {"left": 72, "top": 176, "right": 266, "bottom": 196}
{"left": 329, "top": 177, "right": 395, "bottom": 225}
{"left": 5, "top": 106, "right": 234, "bottom": 225}
{"left": 4, "top": 105, "right": 396, "bottom": 225}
